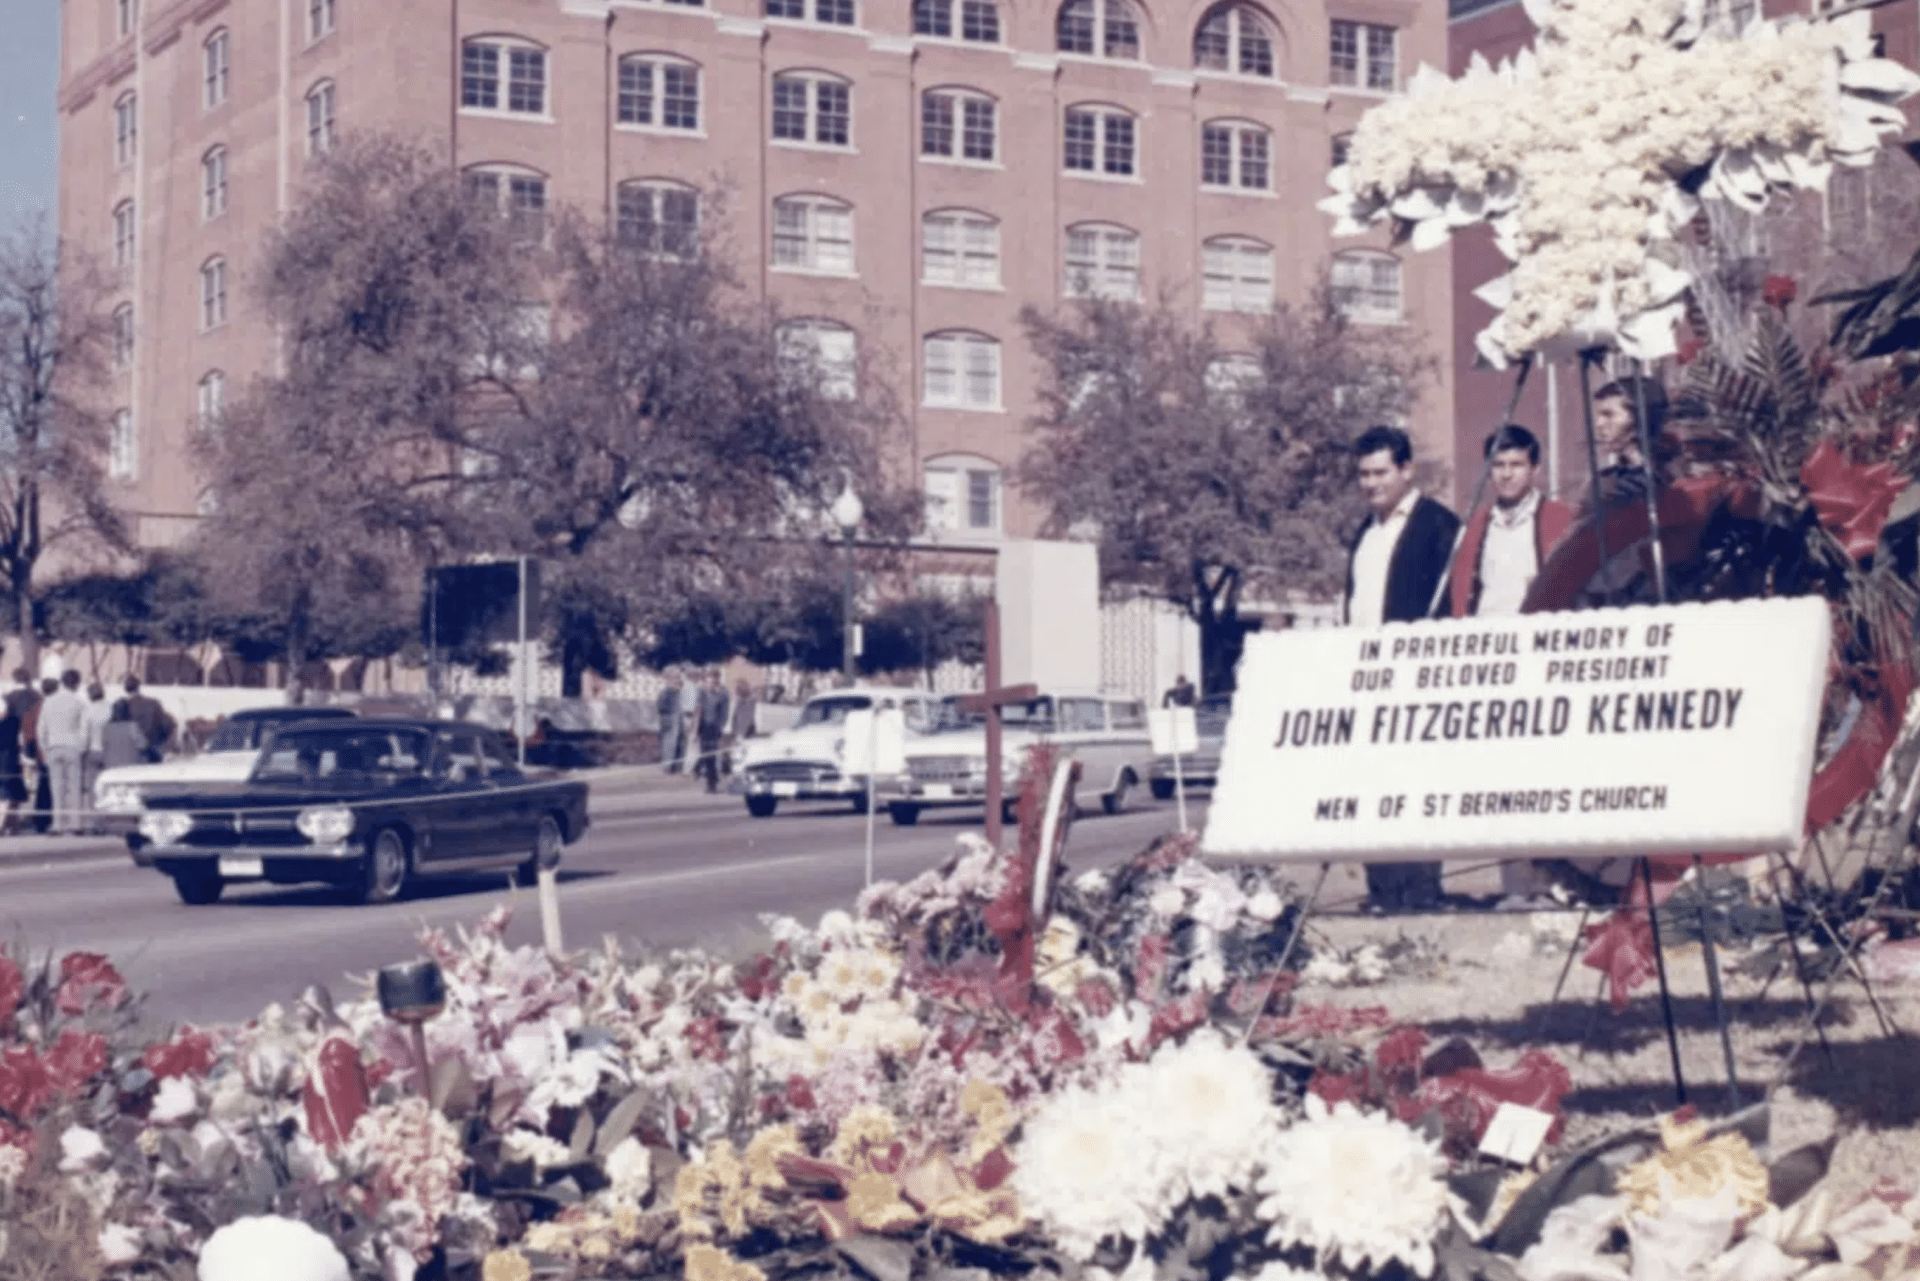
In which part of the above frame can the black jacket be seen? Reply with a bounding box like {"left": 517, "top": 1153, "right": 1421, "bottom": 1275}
{"left": 1344, "top": 495, "right": 1462, "bottom": 624}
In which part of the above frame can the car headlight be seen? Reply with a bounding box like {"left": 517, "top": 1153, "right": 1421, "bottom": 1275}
{"left": 138, "top": 811, "right": 194, "bottom": 846}
{"left": 97, "top": 783, "right": 145, "bottom": 813}
{"left": 295, "top": 805, "right": 357, "bottom": 844}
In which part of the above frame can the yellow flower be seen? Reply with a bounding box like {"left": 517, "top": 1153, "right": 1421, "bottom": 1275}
{"left": 482, "top": 1250, "right": 534, "bottom": 1281}
{"left": 847, "top": 1172, "right": 920, "bottom": 1233}
{"left": 1617, "top": 1113, "right": 1771, "bottom": 1219}
{"left": 578, "top": 1235, "right": 614, "bottom": 1261}
{"left": 612, "top": 1204, "right": 643, "bottom": 1242}
{"left": 745, "top": 1124, "right": 801, "bottom": 1192}
{"left": 960, "top": 1080, "right": 1015, "bottom": 1160}
{"left": 524, "top": 1222, "right": 575, "bottom": 1253}
{"left": 827, "top": 1105, "right": 898, "bottom": 1169}
{"left": 685, "top": 1244, "right": 738, "bottom": 1281}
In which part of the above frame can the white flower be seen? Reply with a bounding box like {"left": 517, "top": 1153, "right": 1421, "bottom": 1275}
{"left": 0, "top": 1144, "right": 27, "bottom": 1191}
{"left": 1257, "top": 1096, "right": 1452, "bottom": 1278}
{"left": 1138, "top": 1031, "right": 1282, "bottom": 1201}
{"left": 151, "top": 1074, "right": 200, "bottom": 1124}
{"left": 1012, "top": 1075, "right": 1168, "bottom": 1259}
{"left": 98, "top": 1223, "right": 143, "bottom": 1265}
{"left": 1074, "top": 868, "right": 1112, "bottom": 896}
{"left": 500, "top": 1127, "right": 572, "bottom": 1170}
{"left": 605, "top": 1136, "right": 652, "bottom": 1203}
{"left": 58, "top": 1125, "right": 107, "bottom": 1172}
{"left": 197, "top": 1214, "right": 352, "bottom": 1281}
{"left": 1246, "top": 889, "right": 1285, "bottom": 922}
{"left": 1147, "top": 884, "right": 1187, "bottom": 919}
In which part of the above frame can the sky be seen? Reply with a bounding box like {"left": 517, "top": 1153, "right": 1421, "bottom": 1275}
{"left": 2, "top": 1, "right": 62, "bottom": 225}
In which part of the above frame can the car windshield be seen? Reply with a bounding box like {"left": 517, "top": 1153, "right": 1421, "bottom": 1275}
{"left": 206, "top": 719, "right": 270, "bottom": 752}
{"left": 939, "top": 695, "right": 1056, "bottom": 733}
{"left": 798, "top": 696, "right": 872, "bottom": 727}
{"left": 251, "top": 728, "right": 429, "bottom": 783}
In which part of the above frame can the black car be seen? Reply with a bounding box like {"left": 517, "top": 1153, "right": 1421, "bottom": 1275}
{"left": 127, "top": 718, "right": 591, "bottom": 905}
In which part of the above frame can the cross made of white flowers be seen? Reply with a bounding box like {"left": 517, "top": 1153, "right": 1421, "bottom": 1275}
{"left": 1321, "top": 0, "right": 1920, "bottom": 369}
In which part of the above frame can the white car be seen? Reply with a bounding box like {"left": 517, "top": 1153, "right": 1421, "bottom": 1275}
{"left": 93, "top": 706, "right": 356, "bottom": 827}
{"left": 731, "top": 687, "right": 946, "bottom": 817}
{"left": 879, "top": 692, "right": 1153, "bottom": 827}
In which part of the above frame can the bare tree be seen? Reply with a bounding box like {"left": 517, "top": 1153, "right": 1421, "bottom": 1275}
{"left": 0, "top": 219, "right": 128, "bottom": 676}
{"left": 1021, "top": 290, "right": 1424, "bottom": 691}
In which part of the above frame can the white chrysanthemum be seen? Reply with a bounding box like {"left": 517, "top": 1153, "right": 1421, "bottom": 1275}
{"left": 197, "top": 1214, "right": 351, "bottom": 1281}
{"left": 98, "top": 1223, "right": 143, "bottom": 1265}
{"left": 1246, "top": 889, "right": 1286, "bottom": 922}
{"left": 1138, "top": 1031, "right": 1283, "bottom": 1201}
{"left": 501, "top": 1128, "right": 572, "bottom": 1170}
{"left": 605, "top": 1137, "right": 653, "bottom": 1203}
{"left": 1148, "top": 884, "right": 1187, "bottom": 919}
{"left": 151, "top": 1074, "right": 200, "bottom": 1124}
{"left": 1257, "top": 1097, "right": 1452, "bottom": 1278}
{"left": 58, "top": 1125, "right": 108, "bottom": 1172}
{"left": 1012, "top": 1074, "right": 1169, "bottom": 1259}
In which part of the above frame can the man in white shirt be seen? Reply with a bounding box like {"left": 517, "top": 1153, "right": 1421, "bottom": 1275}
{"left": 83, "top": 680, "right": 114, "bottom": 835}
{"left": 34, "top": 670, "right": 91, "bottom": 836}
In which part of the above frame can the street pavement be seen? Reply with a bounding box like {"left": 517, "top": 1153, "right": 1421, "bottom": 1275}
{"left": 0, "top": 771, "right": 1214, "bottom": 1026}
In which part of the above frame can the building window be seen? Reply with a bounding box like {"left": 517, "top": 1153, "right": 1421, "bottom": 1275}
{"left": 306, "top": 81, "right": 336, "bottom": 156}
{"left": 771, "top": 73, "right": 851, "bottom": 147}
{"left": 198, "top": 371, "right": 226, "bottom": 430}
{"left": 921, "top": 89, "right": 996, "bottom": 163}
{"left": 199, "top": 258, "right": 228, "bottom": 330}
{"left": 112, "top": 305, "right": 134, "bottom": 368}
{"left": 923, "top": 332, "right": 1001, "bottom": 410}
{"left": 765, "top": 0, "right": 855, "bottom": 25}
{"left": 1194, "top": 4, "right": 1274, "bottom": 76}
{"left": 112, "top": 200, "right": 136, "bottom": 268}
{"left": 201, "top": 147, "right": 227, "bottom": 220}
{"left": 617, "top": 181, "right": 700, "bottom": 258}
{"left": 114, "top": 93, "right": 137, "bottom": 167}
{"left": 1330, "top": 20, "right": 1395, "bottom": 91}
{"left": 1201, "top": 237, "right": 1273, "bottom": 312}
{"left": 109, "top": 411, "right": 136, "bottom": 481}
{"left": 772, "top": 196, "right": 855, "bottom": 275}
{"left": 1064, "top": 222, "right": 1139, "bottom": 299}
{"left": 617, "top": 56, "right": 701, "bottom": 130}
{"left": 923, "top": 455, "right": 1001, "bottom": 534}
{"left": 914, "top": 0, "right": 1000, "bottom": 41}
{"left": 203, "top": 30, "right": 230, "bottom": 108}
{"left": 1063, "top": 105, "right": 1135, "bottom": 177}
{"left": 1703, "top": 0, "right": 1757, "bottom": 29}
{"left": 308, "top": 0, "right": 335, "bottom": 41}
{"left": 777, "top": 320, "right": 858, "bottom": 401}
{"left": 1056, "top": 0, "right": 1140, "bottom": 59}
{"left": 462, "top": 39, "right": 548, "bottom": 115}
{"left": 1331, "top": 249, "right": 1402, "bottom": 323}
{"left": 117, "top": 0, "right": 136, "bottom": 38}
{"left": 922, "top": 209, "right": 1000, "bottom": 288}
{"left": 1201, "top": 120, "right": 1270, "bottom": 191}
{"left": 466, "top": 166, "right": 549, "bottom": 239}
{"left": 1206, "top": 354, "right": 1262, "bottom": 408}
{"left": 1331, "top": 131, "right": 1352, "bottom": 167}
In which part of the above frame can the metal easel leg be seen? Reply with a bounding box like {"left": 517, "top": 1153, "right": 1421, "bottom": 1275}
{"left": 1691, "top": 855, "right": 1742, "bottom": 1112}
{"left": 1768, "top": 852, "right": 1836, "bottom": 1068}
{"left": 1641, "top": 858, "right": 1688, "bottom": 1107}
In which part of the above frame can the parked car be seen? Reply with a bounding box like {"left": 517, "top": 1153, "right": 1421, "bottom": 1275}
{"left": 93, "top": 705, "right": 358, "bottom": 830}
{"left": 878, "top": 692, "right": 1153, "bottom": 827}
{"left": 1148, "top": 693, "right": 1233, "bottom": 799}
{"left": 126, "top": 718, "right": 590, "bottom": 906}
{"left": 731, "top": 687, "right": 946, "bottom": 817}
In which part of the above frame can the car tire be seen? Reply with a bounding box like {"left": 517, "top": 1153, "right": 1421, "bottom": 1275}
{"left": 356, "top": 828, "right": 410, "bottom": 905}
{"left": 1102, "top": 770, "right": 1136, "bottom": 816}
{"left": 888, "top": 802, "right": 921, "bottom": 827}
{"left": 746, "top": 795, "right": 779, "bottom": 819}
{"left": 515, "top": 814, "right": 564, "bottom": 888}
{"left": 1150, "top": 778, "right": 1176, "bottom": 802}
{"left": 172, "top": 871, "right": 223, "bottom": 906}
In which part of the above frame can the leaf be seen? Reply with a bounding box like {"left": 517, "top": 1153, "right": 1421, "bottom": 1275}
{"left": 837, "top": 1234, "right": 917, "bottom": 1281}
{"left": 595, "top": 1088, "right": 651, "bottom": 1159}
{"left": 568, "top": 1108, "right": 594, "bottom": 1164}
{"left": 430, "top": 1055, "right": 477, "bottom": 1118}
{"left": 1768, "top": 1138, "right": 1837, "bottom": 1211}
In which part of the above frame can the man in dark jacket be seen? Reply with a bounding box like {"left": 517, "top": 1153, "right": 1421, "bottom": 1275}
{"left": 694, "top": 671, "right": 731, "bottom": 794}
{"left": 120, "top": 676, "right": 174, "bottom": 763}
{"left": 1343, "top": 425, "right": 1461, "bottom": 912}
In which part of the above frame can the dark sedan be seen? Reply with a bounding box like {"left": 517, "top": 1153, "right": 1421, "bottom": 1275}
{"left": 127, "top": 719, "right": 591, "bottom": 905}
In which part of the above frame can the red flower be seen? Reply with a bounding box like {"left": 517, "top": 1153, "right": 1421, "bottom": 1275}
{"left": 785, "top": 1075, "right": 817, "bottom": 1113}
{"left": 43, "top": 1029, "right": 110, "bottom": 1097}
{"left": 1309, "top": 1070, "right": 1367, "bottom": 1107}
{"left": 1762, "top": 275, "right": 1798, "bottom": 308}
{"left": 0, "top": 954, "right": 21, "bottom": 1029}
{"left": 973, "top": 1147, "right": 1013, "bottom": 1191}
{"left": 55, "top": 953, "right": 127, "bottom": 1016}
{"left": 1676, "top": 333, "right": 1707, "bottom": 366}
{"left": 0, "top": 1046, "right": 56, "bottom": 1118}
{"left": 0, "top": 1115, "right": 32, "bottom": 1154}
{"left": 142, "top": 1028, "right": 217, "bottom": 1081}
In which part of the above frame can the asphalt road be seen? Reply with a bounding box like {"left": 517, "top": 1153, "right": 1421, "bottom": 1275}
{"left": 0, "top": 786, "right": 1213, "bottom": 1026}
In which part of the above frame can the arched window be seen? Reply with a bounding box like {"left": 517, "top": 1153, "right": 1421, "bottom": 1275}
{"left": 461, "top": 37, "right": 549, "bottom": 115}
{"left": 1200, "top": 236, "right": 1273, "bottom": 313}
{"left": 776, "top": 320, "right": 859, "bottom": 401}
{"left": 199, "top": 257, "right": 228, "bottom": 330}
{"left": 923, "top": 331, "right": 1001, "bottom": 410}
{"left": 1201, "top": 119, "right": 1271, "bottom": 191}
{"left": 617, "top": 180, "right": 700, "bottom": 258}
{"left": 1331, "top": 249, "right": 1403, "bottom": 323}
{"left": 923, "top": 453, "right": 1002, "bottom": 535}
{"left": 1063, "top": 104, "right": 1136, "bottom": 176}
{"left": 772, "top": 194, "right": 855, "bottom": 275}
{"left": 1194, "top": 4, "right": 1274, "bottom": 76}
{"left": 109, "top": 410, "right": 137, "bottom": 481}
{"left": 113, "top": 200, "right": 136, "bottom": 268}
{"left": 112, "top": 304, "right": 134, "bottom": 368}
{"left": 618, "top": 55, "right": 701, "bottom": 131}
{"left": 771, "top": 71, "right": 852, "bottom": 147}
{"left": 921, "top": 88, "right": 996, "bottom": 163}
{"left": 1064, "top": 222, "right": 1139, "bottom": 299}
{"left": 464, "top": 163, "right": 549, "bottom": 239}
{"left": 922, "top": 209, "right": 1000, "bottom": 288}
{"left": 913, "top": 0, "right": 1000, "bottom": 42}
{"left": 114, "top": 92, "right": 138, "bottom": 166}
{"left": 308, "top": 0, "right": 335, "bottom": 41}
{"left": 202, "top": 146, "right": 228, "bottom": 219}
{"left": 306, "top": 80, "right": 336, "bottom": 156}
{"left": 1056, "top": 0, "right": 1140, "bottom": 59}
{"left": 198, "top": 370, "right": 227, "bottom": 431}
{"left": 203, "top": 29, "right": 231, "bottom": 107}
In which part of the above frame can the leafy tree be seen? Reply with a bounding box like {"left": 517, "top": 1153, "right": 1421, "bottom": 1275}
{"left": 1020, "top": 291, "right": 1424, "bottom": 692}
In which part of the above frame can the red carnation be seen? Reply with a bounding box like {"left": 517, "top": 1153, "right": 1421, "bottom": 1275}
{"left": 142, "top": 1028, "right": 217, "bottom": 1081}
{"left": 43, "top": 1029, "right": 109, "bottom": 1097}
{"left": 1763, "top": 275, "right": 1798, "bottom": 309}
{"left": 0, "top": 1046, "right": 56, "bottom": 1118}
{"left": 55, "top": 953, "right": 128, "bottom": 1016}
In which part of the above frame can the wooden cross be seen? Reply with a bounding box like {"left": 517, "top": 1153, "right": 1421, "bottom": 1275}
{"left": 955, "top": 597, "right": 1037, "bottom": 846}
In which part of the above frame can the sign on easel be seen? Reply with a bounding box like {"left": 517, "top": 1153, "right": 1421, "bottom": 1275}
{"left": 1148, "top": 707, "right": 1198, "bottom": 834}
{"left": 1202, "top": 597, "right": 1831, "bottom": 862}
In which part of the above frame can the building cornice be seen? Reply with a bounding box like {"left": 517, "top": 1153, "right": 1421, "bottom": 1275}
{"left": 143, "top": 0, "right": 231, "bottom": 55}
{"left": 58, "top": 44, "right": 137, "bottom": 113}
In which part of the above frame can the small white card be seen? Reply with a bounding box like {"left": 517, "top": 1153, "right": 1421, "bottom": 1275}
{"left": 1478, "top": 1102, "right": 1555, "bottom": 1166}
{"left": 1148, "top": 707, "right": 1199, "bottom": 756}
{"left": 842, "top": 707, "right": 907, "bottom": 776}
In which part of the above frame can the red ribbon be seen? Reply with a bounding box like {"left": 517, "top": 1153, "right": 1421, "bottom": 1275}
{"left": 1801, "top": 439, "right": 1905, "bottom": 561}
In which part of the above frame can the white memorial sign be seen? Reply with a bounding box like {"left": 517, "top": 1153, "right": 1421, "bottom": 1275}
{"left": 1202, "top": 597, "right": 1831, "bottom": 863}
{"left": 1148, "top": 707, "right": 1199, "bottom": 756}
{"left": 842, "top": 708, "right": 907, "bottom": 778}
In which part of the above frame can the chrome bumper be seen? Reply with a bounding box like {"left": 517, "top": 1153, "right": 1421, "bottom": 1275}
{"left": 130, "top": 840, "right": 357, "bottom": 869}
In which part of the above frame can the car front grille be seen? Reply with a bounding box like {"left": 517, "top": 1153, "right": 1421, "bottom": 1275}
{"left": 179, "top": 812, "right": 310, "bottom": 849}
{"left": 909, "top": 756, "right": 975, "bottom": 782}
{"left": 749, "top": 761, "right": 840, "bottom": 783}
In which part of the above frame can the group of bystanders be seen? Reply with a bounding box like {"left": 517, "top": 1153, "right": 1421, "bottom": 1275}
{"left": 0, "top": 671, "right": 175, "bottom": 837}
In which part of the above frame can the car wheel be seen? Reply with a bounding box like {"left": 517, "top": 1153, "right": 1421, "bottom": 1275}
{"left": 1102, "top": 770, "right": 1136, "bottom": 816}
{"left": 515, "top": 814, "right": 564, "bottom": 888}
{"left": 745, "top": 795, "right": 778, "bottom": 819}
{"left": 888, "top": 802, "right": 921, "bottom": 827}
{"left": 1150, "top": 778, "right": 1176, "bottom": 802}
{"left": 357, "top": 828, "right": 410, "bottom": 905}
{"left": 172, "top": 870, "right": 223, "bottom": 906}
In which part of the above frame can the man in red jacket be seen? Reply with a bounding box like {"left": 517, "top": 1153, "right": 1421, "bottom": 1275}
{"left": 1448, "top": 424, "right": 1573, "bottom": 620}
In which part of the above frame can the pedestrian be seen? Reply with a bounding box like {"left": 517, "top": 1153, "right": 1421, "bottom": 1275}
{"left": 727, "top": 679, "right": 757, "bottom": 776}
{"left": 1162, "top": 674, "right": 1196, "bottom": 708}
{"left": 26, "top": 679, "right": 55, "bottom": 833}
{"left": 1587, "top": 375, "right": 1672, "bottom": 511}
{"left": 656, "top": 670, "right": 685, "bottom": 774}
{"left": 1344, "top": 424, "right": 1460, "bottom": 913}
{"left": 0, "top": 668, "right": 35, "bottom": 835}
{"left": 695, "top": 671, "right": 731, "bottom": 794}
{"left": 100, "top": 700, "right": 149, "bottom": 770}
{"left": 34, "top": 671, "right": 90, "bottom": 836}
{"left": 120, "top": 676, "right": 175, "bottom": 763}
{"left": 82, "top": 681, "right": 113, "bottom": 835}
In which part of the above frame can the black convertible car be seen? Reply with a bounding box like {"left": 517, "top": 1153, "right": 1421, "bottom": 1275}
{"left": 127, "top": 718, "right": 591, "bottom": 905}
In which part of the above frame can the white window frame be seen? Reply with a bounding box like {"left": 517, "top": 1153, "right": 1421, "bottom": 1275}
{"left": 1055, "top": 0, "right": 1140, "bottom": 60}
{"left": 777, "top": 320, "right": 859, "bottom": 401}
{"left": 922, "top": 454, "right": 1002, "bottom": 536}
{"left": 1200, "top": 119, "right": 1271, "bottom": 192}
{"left": 1201, "top": 236, "right": 1273, "bottom": 313}
{"left": 308, "top": 0, "right": 335, "bottom": 42}
{"left": 112, "top": 200, "right": 136, "bottom": 268}
{"left": 1194, "top": 4, "right": 1275, "bottom": 77}
{"left": 114, "top": 93, "right": 137, "bottom": 167}
{"left": 616, "top": 180, "right": 701, "bottom": 258}
{"left": 923, "top": 331, "right": 1002, "bottom": 411}
{"left": 1062, "top": 104, "right": 1136, "bottom": 179}
{"left": 1331, "top": 249, "right": 1403, "bottom": 324}
{"left": 920, "top": 88, "right": 997, "bottom": 164}
{"left": 764, "top": 0, "right": 857, "bottom": 27}
{"left": 199, "top": 257, "right": 228, "bottom": 331}
{"left": 465, "top": 164, "right": 550, "bottom": 240}
{"left": 913, "top": 0, "right": 1001, "bottom": 43}
{"left": 921, "top": 209, "right": 1000, "bottom": 289}
{"left": 771, "top": 72, "right": 853, "bottom": 149}
{"left": 772, "top": 195, "right": 856, "bottom": 276}
{"left": 201, "top": 147, "right": 227, "bottom": 220}
{"left": 117, "top": 0, "right": 137, "bottom": 39}
{"left": 1330, "top": 19, "right": 1396, "bottom": 92}
{"left": 1064, "top": 222, "right": 1140, "bottom": 300}
{"left": 112, "top": 304, "right": 135, "bottom": 369}
{"left": 306, "top": 80, "right": 336, "bottom": 157}
{"left": 203, "top": 29, "right": 230, "bottom": 108}
{"left": 1703, "top": 0, "right": 1757, "bottom": 30}
{"left": 616, "top": 55, "right": 702, "bottom": 133}
{"left": 109, "top": 410, "right": 137, "bottom": 481}
{"left": 461, "top": 38, "right": 550, "bottom": 118}
{"left": 198, "top": 370, "right": 226, "bottom": 431}
{"left": 1205, "top": 353, "right": 1262, "bottom": 409}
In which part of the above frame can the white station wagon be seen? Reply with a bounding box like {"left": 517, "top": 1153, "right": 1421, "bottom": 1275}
{"left": 731, "top": 686, "right": 946, "bottom": 817}
{"left": 879, "top": 692, "right": 1152, "bottom": 827}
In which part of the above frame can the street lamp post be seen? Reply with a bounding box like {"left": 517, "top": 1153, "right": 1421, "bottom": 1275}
{"left": 830, "top": 481, "right": 864, "bottom": 685}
